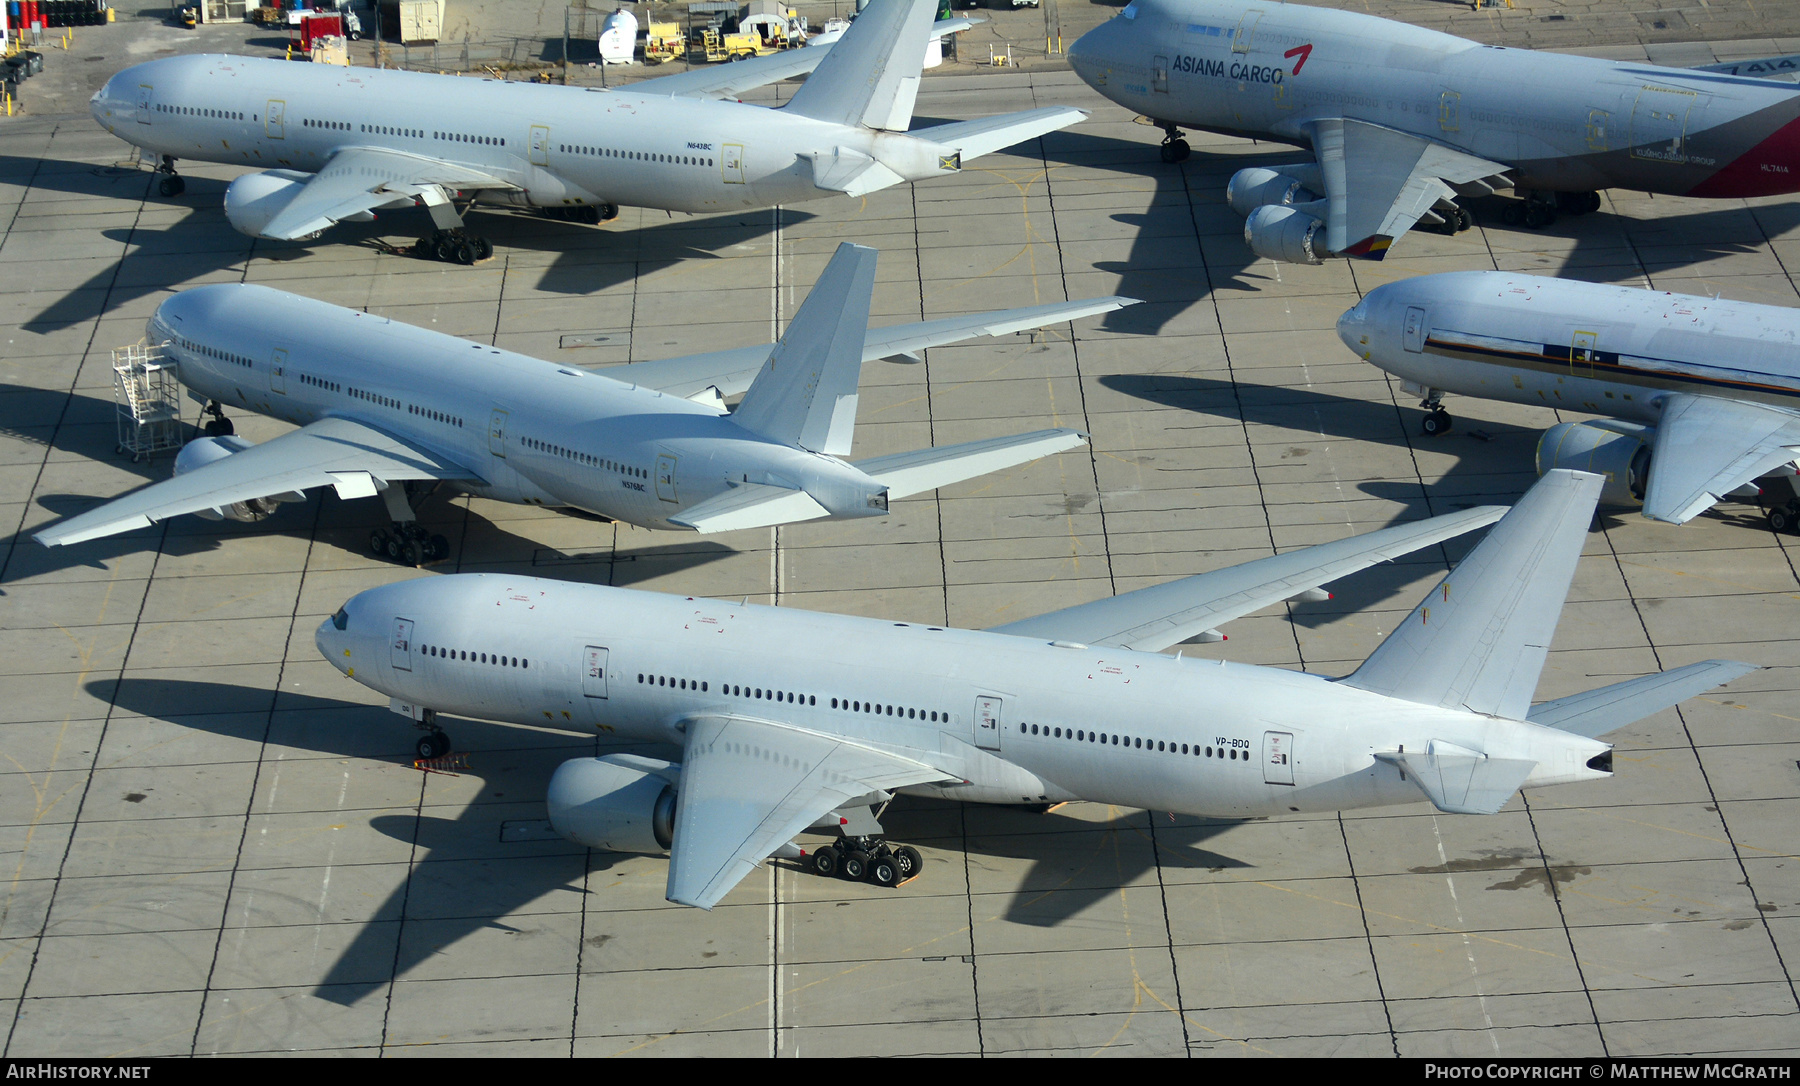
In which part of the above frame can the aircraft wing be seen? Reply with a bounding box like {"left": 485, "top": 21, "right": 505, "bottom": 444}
{"left": 1641, "top": 394, "right": 1800, "bottom": 523}
{"left": 259, "top": 147, "right": 513, "bottom": 241}
{"left": 667, "top": 714, "right": 955, "bottom": 909}
{"left": 1306, "top": 118, "right": 1510, "bottom": 258}
{"left": 604, "top": 296, "right": 1138, "bottom": 401}
{"left": 34, "top": 416, "right": 479, "bottom": 547}
{"left": 987, "top": 504, "right": 1506, "bottom": 651}
{"left": 632, "top": 17, "right": 979, "bottom": 100}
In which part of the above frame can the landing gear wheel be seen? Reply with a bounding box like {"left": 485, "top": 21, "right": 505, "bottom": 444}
{"left": 597, "top": 203, "right": 619, "bottom": 223}
{"left": 158, "top": 174, "right": 185, "bottom": 197}
{"left": 202, "top": 417, "right": 234, "bottom": 437}
{"left": 1421, "top": 409, "right": 1453, "bottom": 437}
{"left": 404, "top": 539, "right": 427, "bottom": 566}
{"left": 368, "top": 528, "right": 390, "bottom": 556}
{"left": 1500, "top": 202, "right": 1523, "bottom": 226}
{"left": 893, "top": 845, "right": 922, "bottom": 881}
{"left": 384, "top": 534, "right": 404, "bottom": 561}
{"left": 434, "top": 234, "right": 458, "bottom": 262}
{"left": 810, "top": 845, "right": 840, "bottom": 878}
{"left": 868, "top": 855, "right": 900, "bottom": 888}
{"left": 454, "top": 240, "right": 478, "bottom": 265}
{"left": 840, "top": 850, "right": 870, "bottom": 881}
{"left": 415, "top": 730, "right": 450, "bottom": 759}
{"left": 474, "top": 237, "right": 493, "bottom": 261}
{"left": 1769, "top": 506, "right": 1794, "bottom": 533}
{"left": 1159, "top": 137, "right": 1190, "bottom": 164}
{"left": 1523, "top": 204, "right": 1556, "bottom": 229}
{"left": 430, "top": 534, "right": 450, "bottom": 562}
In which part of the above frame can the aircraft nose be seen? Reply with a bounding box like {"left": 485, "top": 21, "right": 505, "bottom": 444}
{"left": 317, "top": 606, "right": 352, "bottom": 675}
{"left": 1066, "top": 16, "right": 1119, "bottom": 84}
{"left": 89, "top": 78, "right": 111, "bottom": 127}
{"left": 1337, "top": 298, "right": 1370, "bottom": 355}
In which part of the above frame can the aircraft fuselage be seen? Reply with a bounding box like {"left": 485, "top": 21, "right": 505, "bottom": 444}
{"left": 1069, "top": 0, "right": 1800, "bottom": 198}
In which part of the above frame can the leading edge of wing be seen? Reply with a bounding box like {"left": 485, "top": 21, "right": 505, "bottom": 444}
{"left": 667, "top": 714, "right": 955, "bottom": 909}
{"left": 34, "top": 416, "right": 478, "bottom": 547}
{"left": 1307, "top": 117, "right": 1509, "bottom": 257}
{"left": 609, "top": 296, "right": 1137, "bottom": 401}
{"left": 987, "top": 504, "right": 1506, "bottom": 652}
{"left": 1640, "top": 393, "right": 1800, "bottom": 524}
{"left": 259, "top": 147, "right": 512, "bottom": 241}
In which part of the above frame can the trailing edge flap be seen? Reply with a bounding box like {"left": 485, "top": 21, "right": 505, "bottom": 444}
{"left": 1374, "top": 743, "right": 1537, "bottom": 815}
{"left": 1641, "top": 394, "right": 1800, "bottom": 524}
{"left": 783, "top": 0, "right": 936, "bottom": 131}
{"left": 912, "top": 106, "right": 1091, "bottom": 160}
{"left": 667, "top": 481, "right": 831, "bottom": 533}
{"left": 1306, "top": 118, "right": 1508, "bottom": 256}
{"left": 1341, "top": 471, "right": 1602, "bottom": 722}
{"left": 666, "top": 714, "right": 955, "bottom": 909}
{"left": 988, "top": 504, "right": 1505, "bottom": 652}
{"left": 34, "top": 416, "right": 477, "bottom": 547}
{"left": 1528, "top": 660, "right": 1757, "bottom": 738}
{"left": 606, "top": 296, "right": 1136, "bottom": 401}
{"left": 259, "top": 146, "right": 512, "bottom": 241}
{"left": 811, "top": 148, "right": 907, "bottom": 198}
{"left": 730, "top": 242, "right": 877, "bottom": 456}
{"left": 856, "top": 429, "right": 1088, "bottom": 500}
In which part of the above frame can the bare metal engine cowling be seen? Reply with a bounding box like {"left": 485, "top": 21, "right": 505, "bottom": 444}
{"left": 173, "top": 436, "right": 300, "bottom": 522}
{"left": 1226, "top": 166, "right": 1321, "bottom": 217}
{"left": 546, "top": 755, "right": 678, "bottom": 854}
{"left": 1243, "top": 204, "right": 1329, "bottom": 265}
{"left": 222, "top": 170, "right": 314, "bottom": 239}
{"left": 1535, "top": 421, "right": 1650, "bottom": 507}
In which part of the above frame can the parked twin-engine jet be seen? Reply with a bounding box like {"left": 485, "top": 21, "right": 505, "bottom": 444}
{"left": 1339, "top": 270, "right": 1800, "bottom": 528}
{"left": 317, "top": 470, "right": 1751, "bottom": 908}
{"left": 1067, "top": 0, "right": 1800, "bottom": 263}
{"left": 34, "top": 243, "right": 1132, "bottom": 558}
{"left": 88, "top": 0, "right": 1079, "bottom": 261}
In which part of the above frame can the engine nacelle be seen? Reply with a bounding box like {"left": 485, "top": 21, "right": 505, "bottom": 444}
{"left": 546, "top": 755, "right": 678, "bottom": 854}
{"left": 1226, "top": 166, "right": 1320, "bottom": 218}
{"left": 1535, "top": 420, "right": 1650, "bottom": 507}
{"left": 223, "top": 170, "right": 313, "bottom": 239}
{"left": 1244, "top": 204, "right": 1328, "bottom": 265}
{"left": 173, "top": 436, "right": 297, "bottom": 522}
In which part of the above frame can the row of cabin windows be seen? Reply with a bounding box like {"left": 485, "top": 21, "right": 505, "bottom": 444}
{"left": 305, "top": 118, "right": 350, "bottom": 131}
{"left": 831, "top": 697, "right": 949, "bottom": 724}
{"left": 179, "top": 337, "right": 252, "bottom": 369}
{"left": 634, "top": 675, "right": 946, "bottom": 723}
{"left": 424, "top": 644, "right": 529, "bottom": 668}
{"left": 641, "top": 674, "right": 706, "bottom": 692}
{"left": 363, "top": 125, "right": 423, "bottom": 138}
{"left": 159, "top": 105, "right": 244, "bottom": 120}
{"left": 300, "top": 373, "right": 340, "bottom": 392}
{"left": 558, "top": 144, "right": 712, "bottom": 168}
{"left": 437, "top": 131, "right": 506, "bottom": 146}
{"left": 349, "top": 387, "right": 399, "bottom": 410}
{"left": 1026, "top": 722, "right": 1247, "bottom": 760}
{"left": 408, "top": 403, "right": 464, "bottom": 428}
{"left": 523, "top": 435, "right": 643, "bottom": 477}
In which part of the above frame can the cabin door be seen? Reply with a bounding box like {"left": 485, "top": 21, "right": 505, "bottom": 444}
{"left": 582, "top": 646, "right": 609, "bottom": 699}
{"left": 1262, "top": 730, "right": 1293, "bottom": 786}
{"left": 973, "top": 695, "right": 1004, "bottom": 751}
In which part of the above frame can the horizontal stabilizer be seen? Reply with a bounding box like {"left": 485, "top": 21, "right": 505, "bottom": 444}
{"left": 1528, "top": 660, "right": 1757, "bottom": 738}
{"left": 606, "top": 296, "right": 1136, "bottom": 401}
{"left": 1375, "top": 744, "right": 1537, "bottom": 815}
{"left": 668, "top": 481, "right": 831, "bottom": 534}
{"left": 1341, "top": 470, "right": 1603, "bottom": 721}
{"left": 992, "top": 503, "right": 1505, "bottom": 652}
{"left": 913, "top": 107, "right": 1091, "bottom": 160}
{"left": 856, "top": 428, "right": 1088, "bottom": 500}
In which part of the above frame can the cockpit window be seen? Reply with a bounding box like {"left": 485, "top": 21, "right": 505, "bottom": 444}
{"left": 1121, "top": 1, "right": 1138, "bottom": 18}
{"left": 331, "top": 607, "right": 349, "bottom": 631}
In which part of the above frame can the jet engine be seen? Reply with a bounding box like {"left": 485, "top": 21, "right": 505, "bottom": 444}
{"left": 1243, "top": 204, "right": 1329, "bottom": 265}
{"left": 1535, "top": 420, "right": 1651, "bottom": 507}
{"left": 1226, "top": 166, "right": 1320, "bottom": 218}
{"left": 546, "top": 755, "right": 678, "bottom": 854}
{"left": 222, "top": 170, "right": 313, "bottom": 238}
{"left": 172, "top": 436, "right": 301, "bottom": 522}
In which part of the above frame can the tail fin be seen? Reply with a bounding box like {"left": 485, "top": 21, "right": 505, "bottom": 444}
{"left": 731, "top": 242, "right": 877, "bottom": 456}
{"left": 785, "top": 0, "right": 935, "bottom": 131}
{"left": 1339, "top": 470, "right": 1603, "bottom": 720}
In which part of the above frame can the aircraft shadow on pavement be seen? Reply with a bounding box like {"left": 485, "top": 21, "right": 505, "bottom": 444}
{"left": 6, "top": 154, "right": 812, "bottom": 329}
{"left": 1096, "top": 371, "right": 1542, "bottom": 627}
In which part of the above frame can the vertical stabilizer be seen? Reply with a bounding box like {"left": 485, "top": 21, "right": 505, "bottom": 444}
{"left": 1339, "top": 470, "right": 1603, "bottom": 720}
{"left": 730, "top": 242, "right": 877, "bottom": 456}
{"left": 784, "top": 0, "right": 935, "bottom": 131}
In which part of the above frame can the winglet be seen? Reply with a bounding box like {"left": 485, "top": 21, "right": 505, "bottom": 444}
{"left": 784, "top": 0, "right": 935, "bottom": 131}
{"left": 730, "top": 242, "right": 877, "bottom": 456}
{"left": 1340, "top": 470, "right": 1603, "bottom": 720}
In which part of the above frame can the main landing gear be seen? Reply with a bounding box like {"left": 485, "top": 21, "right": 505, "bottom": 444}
{"left": 368, "top": 480, "right": 449, "bottom": 567}
{"left": 808, "top": 836, "right": 924, "bottom": 889}
{"left": 1424, "top": 204, "right": 1473, "bottom": 235}
{"left": 1499, "top": 189, "right": 1601, "bottom": 229}
{"left": 542, "top": 203, "right": 619, "bottom": 226}
{"left": 156, "top": 154, "right": 185, "bottom": 197}
{"left": 413, "top": 707, "right": 452, "bottom": 759}
{"left": 200, "top": 400, "right": 234, "bottom": 437}
{"left": 1158, "top": 123, "right": 1191, "bottom": 164}
{"left": 415, "top": 228, "right": 494, "bottom": 265}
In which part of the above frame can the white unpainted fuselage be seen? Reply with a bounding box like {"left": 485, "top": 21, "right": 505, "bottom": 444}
{"left": 318, "top": 573, "right": 1613, "bottom": 818}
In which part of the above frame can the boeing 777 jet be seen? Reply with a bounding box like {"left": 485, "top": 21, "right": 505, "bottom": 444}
{"left": 89, "top": 0, "right": 1080, "bottom": 260}
{"left": 317, "top": 470, "right": 1751, "bottom": 908}
{"left": 1339, "top": 270, "right": 1800, "bottom": 529}
{"left": 1068, "top": 0, "right": 1800, "bottom": 262}
{"left": 34, "top": 244, "right": 1132, "bottom": 559}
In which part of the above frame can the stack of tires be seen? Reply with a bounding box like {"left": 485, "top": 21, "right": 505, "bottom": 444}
{"left": 8, "top": 0, "right": 110, "bottom": 27}
{"left": 1, "top": 50, "right": 40, "bottom": 106}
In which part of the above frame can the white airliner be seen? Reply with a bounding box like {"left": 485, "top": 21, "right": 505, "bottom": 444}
{"left": 1339, "top": 271, "right": 1800, "bottom": 528}
{"left": 87, "top": 0, "right": 1075, "bottom": 262}
{"left": 317, "top": 470, "right": 1750, "bottom": 909}
{"left": 1067, "top": 0, "right": 1800, "bottom": 263}
{"left": 34, "top": 244, "right": 1132, "bottom": 558}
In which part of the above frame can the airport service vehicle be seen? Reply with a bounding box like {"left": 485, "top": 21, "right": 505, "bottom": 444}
{"left": 1067, "top": 0, "right": 1800, "bottom": 262}
{"left": 319, "top": 470, "right": 1750, "bottom": 908}
{"left": 35, "top": 244, "right": 1131, "bottom": 557}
